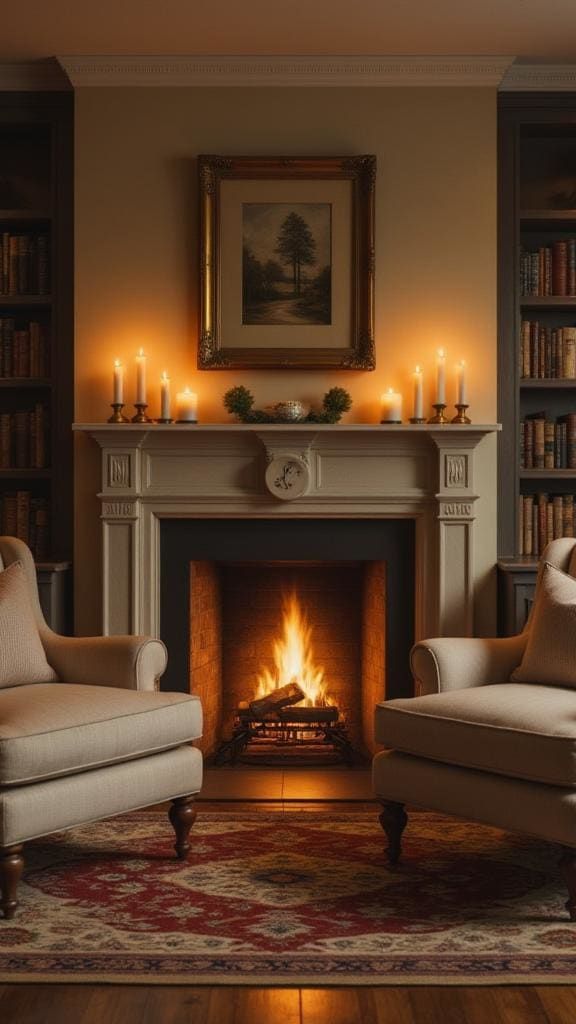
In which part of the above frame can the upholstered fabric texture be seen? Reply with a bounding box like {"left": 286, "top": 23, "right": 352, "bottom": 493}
{"left": 375, "top": 682, "right": 576, "bottom": 786}
{"left": 410, "top": 633, "right": 528, "bottom": 696}
{"left": 0, "top": 683, "right": 203, "bottom": 785}
{"left": 0, "top": 745, "right": 202, "bottom": 847}
{"left": 373, "top": 749, "right": 576, "bottom": 847}
{"left": 0, "top": 561, "right": 57, "bottom": 689}
{"left": 44, "top": 634, "right": 167, "bottom": 691}
{"left": 512, "top": 562, "right": 576, "bottom": 687}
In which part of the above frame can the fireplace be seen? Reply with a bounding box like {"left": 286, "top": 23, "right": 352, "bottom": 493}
{"left": 160, "top": 518, "right": 413, "bottom": 762}
{"left": 77, "top": 421, "right": 499, "bottom": 763}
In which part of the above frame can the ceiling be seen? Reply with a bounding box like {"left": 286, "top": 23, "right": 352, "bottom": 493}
{"left": 3, "top": 0, "right": 576, "bottom": 60}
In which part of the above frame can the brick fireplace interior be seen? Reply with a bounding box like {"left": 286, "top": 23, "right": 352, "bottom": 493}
{"left": 160, "top": 519, "right": 415, "bottom": 767}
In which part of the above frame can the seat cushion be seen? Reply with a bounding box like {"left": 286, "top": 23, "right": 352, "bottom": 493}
{"left": 375, "top": 683, "right": 576, "bottom": 787}
{"left": 512, "top": 561, "right": 576, "bottom": 688}
{"left": 0, "top": 561, "right": 57, "bottom": 689}
{"left": 0, "top": 683, "right": 203, "bottom": 786}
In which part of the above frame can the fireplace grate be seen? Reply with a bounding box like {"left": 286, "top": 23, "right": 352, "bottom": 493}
{"left": 214, "top": 706, "right": 356, "bottom": 767}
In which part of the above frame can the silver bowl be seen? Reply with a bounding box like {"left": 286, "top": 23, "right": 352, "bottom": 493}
{"left": 271, "top": 400, "right": 309, "bottom": 423}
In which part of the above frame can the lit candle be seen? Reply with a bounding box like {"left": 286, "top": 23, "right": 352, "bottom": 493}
{"left": 113, "top": 359, "right": 124, "bottom": 405}
{"left": 436, "top": 348, "right": 446, "bottom": 405}
{"left": 413, "top": 365, "right": 423, "bottom": 420}
{"left": 456, "top": 360, "right": 467, "bottom": 405}
{"left": 135, "top": 348, "right": 147, "bottom": 405}
{"left": 176, "top": 387, "right": 198, "bottom": 423}
{"left": 380, "top": 388, "right": 403, "bottom": 423}
{"left": 160, "top": 371, "right": 171, "bottom": 420}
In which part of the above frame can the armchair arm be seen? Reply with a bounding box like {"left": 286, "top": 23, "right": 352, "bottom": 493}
{"left": 410, "top": 633, "right": 528, "bottom": 695}
{"left": 43, "top": 634, "right": 168, "bottom": 691}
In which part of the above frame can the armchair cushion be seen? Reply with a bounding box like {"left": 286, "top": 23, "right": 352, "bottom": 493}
{"left": 0, "top": 683, "right": 202, "bottom": 786}
{"left": 0, "top": 561, "right": 57, "bottom": 689}
{"left": 375, "top": 682, "right": 576, "bottom": 786}
{"left": 512, "top": 561, "right": 576, "bottom": 688}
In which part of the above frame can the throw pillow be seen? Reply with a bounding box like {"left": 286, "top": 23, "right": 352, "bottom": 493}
{"left": 0, "top": 560, "right": 57, "bottom": 688}
{"left": 512, "top": 561, "right": 576, "bottom": 687}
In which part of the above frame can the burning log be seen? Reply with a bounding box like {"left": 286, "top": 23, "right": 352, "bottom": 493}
{"left": 248, "top": 681, "right": 306, "bottom": 717}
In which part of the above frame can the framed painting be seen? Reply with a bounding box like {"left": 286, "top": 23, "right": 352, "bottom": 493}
{"left": 198, "top": 155, "right": 376, "bottom": 370}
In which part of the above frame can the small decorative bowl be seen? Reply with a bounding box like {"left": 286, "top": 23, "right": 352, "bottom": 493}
{"left": 272, "top": 400, "right": 308, "bottom": 423}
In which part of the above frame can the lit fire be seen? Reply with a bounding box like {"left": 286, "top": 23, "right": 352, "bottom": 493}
{"left": 255, "top": 591, "right": 328, "bottom": 707}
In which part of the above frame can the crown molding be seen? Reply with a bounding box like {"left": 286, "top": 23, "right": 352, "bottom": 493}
{"left": 0, "top": 60, "right": 71, "bottom": 91}
{"left": 500, "top": 62, "right": 576, "bottom": 91}
{"left": 57, "top": 54, "right": 514, "bottom": 88}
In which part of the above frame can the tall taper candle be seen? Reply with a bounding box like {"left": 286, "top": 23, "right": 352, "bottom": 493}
{"left": 160, "top": 371, "right": 171, "bottom": 420}
{"left": 456, "top": 360, "right": 467, "bottom": 405}
{"left": 436, "top": 349, "right": 446, "bottom": 405}
{"left": 413, "top": 365, "right": 423, "bottom": 420}
{"left": 113, "top": 359, "right": 124, "bottom": 405}
{"left": 136, "top": 348, "right": 147, "bottom": 404}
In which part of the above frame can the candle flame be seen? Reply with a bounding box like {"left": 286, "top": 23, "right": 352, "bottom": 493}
{"left": 138, "top": 347, "right": 145, "bottom": 357}
{"left": 437, "top": 348, "right": 445, "bottom": 359}
{"left": 459, "top": 359, "right": 466, "bottom": 368}
{"left": 114, "top": 359, "right": 121, "bottom": 368}
{"left": 161, "top": 371, "right": 169, "bottom": 381}
{"left": 184, "top": 386, "right": 191, "bottom": 394}
{"left": 415, "top": 364, "right": 421, "bottom": 373}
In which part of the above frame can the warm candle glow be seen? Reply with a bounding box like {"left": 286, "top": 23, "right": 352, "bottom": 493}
{"left": 456, "top": 360, "right": 468, "bottom": 405}
{"left": 381, "top": 388, "right": 403, "bottom": 423}
{"left": 413, "top": 365, "right": 424, "bottom": 420}
{"left": 160, "top": 371, "right": 171, "bottom": 420}
{"left": 113, "top": 359, "right": 124, "bottom": 404}
{"left": 436, "top": 348, "right": 446, "bottom": 404}
{"left": 176, "top": 386, "right": 198, "bottom": 422}
{"left": 135, "top": 348, "right": 147, "bottom": 404}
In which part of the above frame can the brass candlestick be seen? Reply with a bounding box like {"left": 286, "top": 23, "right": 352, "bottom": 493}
{"left": 131, "top": 403, "right": 152, "bottom": 423}
{"left": 428, "top": 403, "right": 448, "bottom": 424}
{"left": 452, "top": 404, "right": 471, "bottom": 424}
{"left": 108, "top": 403, "right": 128, "bottom": 423}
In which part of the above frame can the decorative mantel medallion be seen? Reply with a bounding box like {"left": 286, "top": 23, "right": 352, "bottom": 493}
{"left": 264, "top": 453, "right": 310, "bottom": 500}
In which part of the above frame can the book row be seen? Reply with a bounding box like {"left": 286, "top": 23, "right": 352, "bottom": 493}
{"left": 519, "top": 493, "right": 575, "bottom": 556}
{"left": 520, "top": 240, "right": 576, "bottom": 297}
{"left": 0, "top": 490, "right": 49, "bottom": 560}
{"left": 0, "top": 318, "right": 49, "bottom": 378}
{"left": 520, "top": 413, "right": 576, "bottom": 469}
{"left": 520, "top": 321, "right": 576, "bottom": 379}
{"left": 0, "top": 232, "right": 50, "bottom": 295}
{"left": 0, "top": 403, "right": 49, "bottom": 469}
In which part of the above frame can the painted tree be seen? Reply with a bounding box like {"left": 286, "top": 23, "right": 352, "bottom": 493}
{"left": 275, "top": 212, "right": 317, "bottom": 296}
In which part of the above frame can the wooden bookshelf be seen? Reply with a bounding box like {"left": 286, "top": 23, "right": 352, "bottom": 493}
{"left": 0, "top": 93, "right": 73, "bottom": 578}
{"left": 498, "top": 94, "right": 576, "bottom": 632}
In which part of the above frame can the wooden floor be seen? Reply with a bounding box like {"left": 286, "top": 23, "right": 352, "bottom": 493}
{"left": 2, "top": 984, "right": 576, "bottom": 1023}
{"left": 2, "top": 788, "right": 576, "bottom": 1023}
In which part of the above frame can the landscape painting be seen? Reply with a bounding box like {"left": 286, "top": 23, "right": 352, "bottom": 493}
{"left": 242, "top": 203, "right": 332, "bottom": 325}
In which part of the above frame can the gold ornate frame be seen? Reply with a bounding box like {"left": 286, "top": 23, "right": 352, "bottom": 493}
{"left": 198, "top": 155, "right": 376, "bottom": 370}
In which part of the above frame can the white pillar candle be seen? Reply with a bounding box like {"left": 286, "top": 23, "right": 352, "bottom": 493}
{"left": 413, "top": 365, "right": 423, "bottom": 420}
{"left": 456, "top": 360, "right": 468, "bottom": 405}
{"left": 176, "top": 387, "right": 198, "bottom": 422}
{"left": 380, "top": 388, "right": 403, "bottom": 423}
{"left": 113, "top": 359, "right": 124, "bottom": 405}
{"left": 436, "top": 349, "right": 446, "bottom": 404}
{"left": 160, "top": 372, "right": 171, "bottom": 420}
{"left": 135, "top": 348, "right": 147, "bottom": 404}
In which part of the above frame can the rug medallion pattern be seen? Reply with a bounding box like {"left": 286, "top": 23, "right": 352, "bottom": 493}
{"left": 0, "top": 812, "right": 574, "bottom": 984}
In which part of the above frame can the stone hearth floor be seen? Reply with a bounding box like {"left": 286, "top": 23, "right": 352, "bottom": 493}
{"left": 199, "top": 767, "right": 375, "bottom": 803}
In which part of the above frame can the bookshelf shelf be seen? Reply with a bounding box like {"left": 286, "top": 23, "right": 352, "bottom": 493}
{"left": 520, "top": 209, "right": 576, "bottom": 229}
{"left": 0, "top": 94, "right": 73, "bottom": 575}
{"left": 520, "top": 297, "right": 576, "bottom": 310}
{"left": 520, "top": 379, "right": 576, "bottom": 388}
{"left": 520, "top": 469, "right": 576, "bottom": 479}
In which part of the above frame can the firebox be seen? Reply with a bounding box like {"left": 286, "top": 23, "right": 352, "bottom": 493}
{"left": 160, "top": 519, "right": 414, "bottom": 767}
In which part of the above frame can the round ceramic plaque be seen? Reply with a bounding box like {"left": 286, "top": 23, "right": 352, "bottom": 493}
{"left": 265, "top": 453, "right": 310, "bottom": 501}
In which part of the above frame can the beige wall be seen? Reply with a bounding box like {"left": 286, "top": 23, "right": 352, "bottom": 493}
{"left": 74, "top": 86, "right": 497, "bottom": 635}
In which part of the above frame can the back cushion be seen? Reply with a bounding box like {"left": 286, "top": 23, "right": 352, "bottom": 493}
{"left": 512, "top": 561, "right": 576, "bottom": 688}
{"left": 0, "top": 561, "right": 57, "bottom": 688}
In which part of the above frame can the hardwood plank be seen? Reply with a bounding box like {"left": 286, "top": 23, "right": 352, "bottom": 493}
{"left": 456, "top": 987, "right": 546, "bottom": 1024}
{"left": 0, "top": 983, "right": 104, "bottom": 1024}
{"left": 408, "top": 988, "right": 468, "bottom": 1024}
{"left": 302, "top": 988, "right": 367, "bottom": 1024}
{"left": 364, "top": 988, "right": 415, "bottom": 1023}
{"left": 222, "top": 987, "right": 301, "bottom": 1024}
{"left": 535, "top": 985, "right": 576, "bottom": 1024}
{"left": 79, "top": 985, "right": 151, "bottom": 1024}
{"left": 142, "top": 985, "right": 213, "bottom": 1024}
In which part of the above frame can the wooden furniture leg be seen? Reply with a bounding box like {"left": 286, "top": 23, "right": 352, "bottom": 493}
{"left": 379, "top": 801, "right": 408, "bottom": 866}
{"left": 169, "top": 796, "right": 197, "bottom": 860}
{"left": 559, "top": 847, "right": 576, "bottom": 920}
{"left": 0, "top": 845, "right": 24, "bottom": 920}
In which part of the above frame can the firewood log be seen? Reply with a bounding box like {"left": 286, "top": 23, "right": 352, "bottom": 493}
{"left": 248, "top": 680, "right": 305, "bottom": 716}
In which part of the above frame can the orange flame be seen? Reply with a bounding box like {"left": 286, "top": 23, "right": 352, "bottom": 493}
{"left": 255, "top": 591, "right": 328, "bottom": 707}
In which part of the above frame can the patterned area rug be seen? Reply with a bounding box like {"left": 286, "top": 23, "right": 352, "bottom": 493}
{"left": 0, "top": 810, "right": 575, "bottom": 985}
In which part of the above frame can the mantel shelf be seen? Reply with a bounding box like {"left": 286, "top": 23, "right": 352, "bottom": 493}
{"left": 74, "top": 422, "right": 501, "bottom": 434}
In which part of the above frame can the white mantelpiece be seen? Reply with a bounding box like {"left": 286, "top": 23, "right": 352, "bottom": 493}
{"left": 75, "top": 423, "right": 500, "bottom": 642}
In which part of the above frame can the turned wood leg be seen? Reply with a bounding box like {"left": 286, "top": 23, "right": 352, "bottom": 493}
{"left": 379, "top": 801, "right": 408, "bottom": 866}
{"left": 559, "top": 847, "right": 576, "bottom": 920}
{"left": 0, "top": 845, "right": 24, "bottom": 920}
{"left": 169, "top": 796, "right": 197, "bottom": 860}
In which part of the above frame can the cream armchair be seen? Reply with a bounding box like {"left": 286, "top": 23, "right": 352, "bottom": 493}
{"left": 373, "top": 538, "right": 576, "bottom": 920}
{"left": 0, "top": 537, "right": 203, "bottom": 920}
